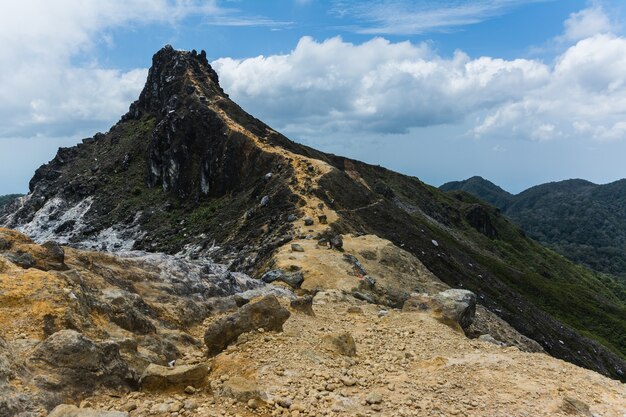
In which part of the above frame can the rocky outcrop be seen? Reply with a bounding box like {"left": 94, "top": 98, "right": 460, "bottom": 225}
{"left": 204, "top": 295, "right": 290, "bottom": 356}
{"left": 29, "top": 330, "right": 135, "bottom": 395}
{"left": 0, "top": 229, "right": 289, "bottom": 412}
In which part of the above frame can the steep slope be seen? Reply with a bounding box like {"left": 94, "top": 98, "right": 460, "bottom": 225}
{"left": 1, "top": 46, "right": 625, "bottom": 381}
{"left": 441, "top": 177, "right": 626, "bottom": 281}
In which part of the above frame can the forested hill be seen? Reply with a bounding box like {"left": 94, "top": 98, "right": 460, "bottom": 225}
{"left": 440, "top": 177, "right": 626, "bottom": 279}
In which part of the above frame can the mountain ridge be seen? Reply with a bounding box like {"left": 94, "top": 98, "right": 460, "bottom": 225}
{"left": 1, "top": 46, "right": 625, "bottom": 382}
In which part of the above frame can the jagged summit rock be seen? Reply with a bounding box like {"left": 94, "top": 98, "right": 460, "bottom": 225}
{"left": 125, "top": 45, "right": 225, "bottom": 121}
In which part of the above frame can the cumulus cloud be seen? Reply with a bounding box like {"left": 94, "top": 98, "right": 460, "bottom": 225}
{"left": 561, "top": 6, "right": 616, "bottom": 42}
{"left": 214, "top": 10, "right": 626, "bottom": 143}
{"left": 474, "top": 33, "right": 626, "bottom": 141}
{"left": 214, "top": 36, "right": 550, "bottom": 135}
{"left": 0, "top": 0, "right": 283, "bottom": 139}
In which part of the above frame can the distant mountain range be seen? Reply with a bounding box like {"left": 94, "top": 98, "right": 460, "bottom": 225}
{"left": 441, "top": 176, "right": 626, "bottom": 280}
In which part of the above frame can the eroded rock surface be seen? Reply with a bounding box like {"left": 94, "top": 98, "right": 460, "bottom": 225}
{"left": 203, "top": 295, "right": 290, "bottom": 356}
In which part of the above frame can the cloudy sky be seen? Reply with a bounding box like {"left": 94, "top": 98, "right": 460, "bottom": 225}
{"left": 1, "top": 0, "right": 626, "bottom": 194}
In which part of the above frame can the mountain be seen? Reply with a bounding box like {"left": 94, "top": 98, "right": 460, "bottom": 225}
{"left": 441, "top": 176, "right": 626, "bottom": 280}
{"left": 1, "top": 46, "right": 626, "bottom": 382}
{"left": 440, "top": 176, "right": 514, "bottom": 210}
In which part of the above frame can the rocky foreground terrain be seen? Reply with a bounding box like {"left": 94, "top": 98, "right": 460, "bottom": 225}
{"left": 1, "top": 228, "right": 625, "bottom": 417}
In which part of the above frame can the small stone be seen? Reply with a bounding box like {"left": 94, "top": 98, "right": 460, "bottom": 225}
{"left": 330, "top": 235, "right": 343, "bottom": 250}
{"left": 341, "top": 377, "right": 357, "bottom": 387}
{"left": 371, "top": 404, "right": 383, "bottom": 412}
{"left": 183, "top": 399, "right": 197, "bottom": 411}
{"left": 184, "top": 385, "right": 196, "bottom": 394}
{"left": 303, "top": 217, "right": 314, "bottom": 226}
{"left": 277, "top": 397, "right": 293, "bottom": 408}
{"left": 291, "top": 243, "right": 305, "bottom": 252}
{"left": 366, "top": 391, "right": 383, "bottom": 405}
{"left": 169, "top": 401, "right": 183, "bottom": 413}
{"left": 260, "top": 195, "right": 270, "bottom": 207}
{"left": 247, "top": 399, "right": 259, "bottom": 409}
{"left": 123, "top": 402, "right": 137, "bottom": 412}
{"left": 318, "top": 215, "right": 328, "bottom": 224}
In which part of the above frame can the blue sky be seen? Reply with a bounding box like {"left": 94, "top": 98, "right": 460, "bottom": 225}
{"left": 1, "top": 0, "right": 626, "bottom": 194}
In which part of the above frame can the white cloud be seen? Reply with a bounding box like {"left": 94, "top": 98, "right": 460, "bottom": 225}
{"left": 213, "top": 18, "right": 626, "bottom": 144}
{"left": 0, "top": 0, "right": 284, "bottom": 139}
{"left": 474, "top": 33, "right": 626, "bottom": 141}
{"left": 214, "top": 36, "right": 549, "bottom": 135}
{"left": 561, "top": 6, "right": 615, "bottom": 42}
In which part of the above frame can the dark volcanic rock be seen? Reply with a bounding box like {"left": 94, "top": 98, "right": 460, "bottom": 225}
{"left": 29, "top": 330, "right": 135, "bottom": 396}
{"left": 204, "top": 295, "right": 290, "bottom": 356}
{"left": 260, "top": 269, "right": 304, "bottom": 289}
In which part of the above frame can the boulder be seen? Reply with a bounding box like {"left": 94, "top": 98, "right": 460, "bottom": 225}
{"left": 220, "top": 376, "right": 264, "bottom": 402}
{"left": 260, "top": 269, "right": 304, "bottom": 288}
{"left": 323, "top": 332, "right": 357, "bottom": 357}
{"left": 41, "top": 241, "right": 66, "bottom": 270}
{"left": 403, "top": 289, "right": 476, "bottom": 332}
{"left": 204, "top": 295, "right": 290, "bottom": 356}
{"left": 139, "top": 363, "right": 208, "bottom": 391}
{"left": 291, "top": 243, "right": 305, "bottom": 252}
{"left": 330, "top": 235, "right": 343, "bottom": 250}
{"left": 434, "top": 289, "right": 476, "bottom": 331}
{"left": 29, "top": 330, "right": 134, "bottom": 394}
{"left": 48, "top": 404, "right": 129, "bottom": 417}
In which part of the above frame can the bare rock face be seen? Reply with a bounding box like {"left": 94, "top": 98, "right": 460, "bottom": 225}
{"left": 29, "top": 330, "right": 135, "bottom": 396}
{"left": 139, "top": 363, "right": 208, "bottom": 391}
{"left": 204, "top": 295, "right": 290, "bottom": 356}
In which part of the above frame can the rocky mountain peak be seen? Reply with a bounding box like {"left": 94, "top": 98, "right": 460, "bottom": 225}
{"left": 125, "top": 45, "right": 225, "bottom": 120}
